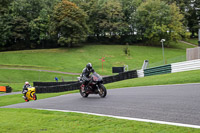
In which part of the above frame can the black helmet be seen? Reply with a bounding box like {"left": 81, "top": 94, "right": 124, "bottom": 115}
{"left": 86, "top": 63, "right": 92, "bottom": 71}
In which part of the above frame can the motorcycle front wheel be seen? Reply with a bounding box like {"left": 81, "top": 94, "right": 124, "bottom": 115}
{"left": 33, "top": 93, "right": 37, "bottom": 100}
{"left": 98, "top": 84, "right": 107, "bottom": 98}
{"left": 80, "top": 88, "right": 89, "bottom": 98}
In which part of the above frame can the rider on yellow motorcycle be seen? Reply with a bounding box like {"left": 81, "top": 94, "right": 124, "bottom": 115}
{"left": 22, "top": 81, "right": 31, "bottom": 99}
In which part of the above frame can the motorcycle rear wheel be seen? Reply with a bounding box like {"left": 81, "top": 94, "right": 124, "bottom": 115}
{"left": 98, "top": 84, "right": 107, "bottom": 98}
{"left": 80, "top": 88, "right": 89, "bottom": 98}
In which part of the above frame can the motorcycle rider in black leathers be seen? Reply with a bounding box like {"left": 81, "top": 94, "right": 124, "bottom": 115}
{"left": 22, "top": 81, "right": 31, "bottom": 99}
{"left": 81, "top": 63, "right": 95, "bottom": 92}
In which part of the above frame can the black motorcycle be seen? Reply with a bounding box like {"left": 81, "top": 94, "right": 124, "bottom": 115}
{"left": 79, "top": 72, "right": 107, "bottom": 98}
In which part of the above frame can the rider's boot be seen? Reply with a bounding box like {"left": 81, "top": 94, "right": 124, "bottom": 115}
{"left": 23, "top": 94, "right": 27, "bottom": 99}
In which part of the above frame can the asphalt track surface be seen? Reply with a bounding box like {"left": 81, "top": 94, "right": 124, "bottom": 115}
{"left": 2, "top": 83, "right": 200, "bottom": 126}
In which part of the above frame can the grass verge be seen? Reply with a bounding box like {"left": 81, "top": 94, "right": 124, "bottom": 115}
{"left": 0, "top": 90, "right": 78, "bottom": 107}
{"left": 0, "top": 108, "right": 199, "bottom": 133}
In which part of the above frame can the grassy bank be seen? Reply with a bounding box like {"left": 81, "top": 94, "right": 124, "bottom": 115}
{"left": 0, "top": 44, "right": 193, "bottom": 75}
{"left": 184, "top": 38, "right": 198, "bottom": 45}
{"left": 0, "top": 108, "right": 199, "bottom": 133}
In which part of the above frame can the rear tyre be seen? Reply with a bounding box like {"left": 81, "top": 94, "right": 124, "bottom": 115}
{"left": 80, "top": 87, "right": 89, "bottom": 98}
{"left": 98, "top": 84, "right": 107, "bottom": 98}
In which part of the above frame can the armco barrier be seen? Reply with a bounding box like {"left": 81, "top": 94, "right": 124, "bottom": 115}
{"left": 171, "top": 59, "right": 200, "bottom": 73}
{"left": 144, "top": 64, "right": 171, "bottom": 76}
{"left": 35, "top": 70, "right": 138, "bottom": 93}
{"left": 137, "top": 69, "right": 144, "bottom": 78}
{"left": 36, "top": 82, "right": 81, "bottom": 93}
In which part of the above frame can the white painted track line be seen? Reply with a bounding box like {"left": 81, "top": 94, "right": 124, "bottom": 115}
{"left": 37, "top": 108, "right": 200, "bottom": 129}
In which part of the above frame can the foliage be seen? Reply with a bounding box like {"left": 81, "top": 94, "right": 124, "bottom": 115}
{"left": 51, "top": 0, "right": 89, "bottom": 47}
{"left": 98, "top": 0, "right": 128, "bottom": 39}
{"left": 163, "top": 0, "right": 200, "bottom": 38}
{"left": 186, "top": 0, "right": 200, "bottom": 37}
{"left": 0, "top": 15, "right": 12, "bottom": 47}
{"left": 167, "top": 3, "right": 186, "bottom": 41}
{"left": 29, "top": 9, "right": 50, "bottom": 48}
{"left": 123, "top": 43, "right": 130, "bottom": 56}
{"left": 0, "top": 0, "right": 59, "bottom": 49}
{"left": 0, "top": 0, "right": 199, "bottom": 49}
{"left": 0, "top": 0, "right": 13, "bottom": 47}
{"left": 133, "top": 0, "right": 185, "bottom": 45}
{"left": 10, "top": 16, "right": 29, "bottom": 48}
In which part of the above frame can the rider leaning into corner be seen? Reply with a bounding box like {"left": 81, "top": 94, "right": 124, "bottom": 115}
{"left": 81, "top": 63, "right": 95, "bottom": 92}
{"left": 22, "top": 81, "right": 31, "bottom": 99}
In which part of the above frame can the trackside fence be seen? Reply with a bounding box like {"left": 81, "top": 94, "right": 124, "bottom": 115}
{"left": 35, "top": 82, "right": 81, "bottom": 93}
{"left": 35, "top": 70, "right": 138, "bottom": 93}
{"left": 171, "top": 59, "right": 200, "bottom": 73}
{"left": 33, "top": 81, "right": 77, "bottom": 87}
{"left": 137, "top": 59, "right": 200, "bottom": 78}
{"left": 144, "top": 64, "right": 171, "bottom": 76}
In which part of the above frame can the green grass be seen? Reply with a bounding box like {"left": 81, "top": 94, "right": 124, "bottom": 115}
{"left": 105, "top": 70, "right": 200, "bottom": 89}
{"left": 0, "top": 90, "right": 78, "bottom": 107}
{"left": 0, "top": 69, "right": 78, "bottom": 92}
{"left": 0, "top": 108, "right": 199, "bottom": 133}
{"left": 169, "top": 41, "right": 195, "bottom": 49}
{"left": 0, "top": 43, "right": 194, "bottom": 76}
{"left": 184, "top": 38, "right": 199, "bottom": 45}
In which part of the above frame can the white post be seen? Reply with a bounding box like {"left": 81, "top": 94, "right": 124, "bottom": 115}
{"left": 198, "top": 20, "right": 200, "bottom": 46}
{"left": 161, "top": 39, "right": 166, "bottom": 64}
{"left": 198, "top": 27, "right": 200, "bottom": 47}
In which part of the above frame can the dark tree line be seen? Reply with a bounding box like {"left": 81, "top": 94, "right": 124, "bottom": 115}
{"left": 0, "top": 0, "right": 199, "bottom": 50}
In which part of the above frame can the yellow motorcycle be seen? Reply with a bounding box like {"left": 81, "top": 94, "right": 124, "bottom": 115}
{"left": 23, "top": 87, "right": 37, "bottom": 102}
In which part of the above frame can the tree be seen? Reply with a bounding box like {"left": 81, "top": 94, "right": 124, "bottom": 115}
{"left": 120, "top": 0, "right": 142, "bottom": 32}
{"left": 163, "top": 0, "right": 200, "bottom": 38}
{"left": 72, "top": 0, "right": 101, "bottom": 36}
{"left": 9, "top": 16, "right": 29, "bottom": 48}
{"left": 0, "top": 0, "right": 13, "bottom": 15}
{"left": 186, "top": 0, "right": 200, "bottom": 37}
{"left": 0, "top": 0, "right": 13, "bottom": 47}
{"left": 133, "top": 0, "right": 185, "bottom": 45}
{"left": 29, "top": 9, "right": 50, "bottom": 48}
{"left": 51, "top": 0, "right": 89, "bottom": 47}
{"left": 119, "top": 0, "right": 143, "bottom": 43}
{"left": 10, "top": 0, "right": 44, "bottom": 22}
{"left": 168, "top": 3, "right": 186, "bottom": 41}
{"left": 98, "top": 0, "right": 128, "bottom": 38}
